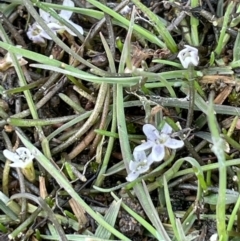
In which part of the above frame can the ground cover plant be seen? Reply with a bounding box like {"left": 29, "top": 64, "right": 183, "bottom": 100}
{"left": 0, "top": 0, "right": 240, "bottom": 240}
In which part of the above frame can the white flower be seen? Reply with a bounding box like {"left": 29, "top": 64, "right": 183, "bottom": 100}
{"left": 3, "top": 147, "right": 34, "bottom": 168}
{"left": 3, "top": 147, "right": 35, "bottom": 182}
{"left": 27, "top": 22, "right": 53, "bottom": 46}
{"left": 27, "top": 0, "right": 83, "bottom": 44}
{"left": 134, "top": 123, "right": 184, "bottom": 162}
{"left": 126, "top": 150, "right": 154, "bottom": 182}
{"left": 209, "top": 233, "right": 218, "bottom": 241}
{"left": 49, "top": 0, "right": 83, "bottom": 36}
{"left": 120, "top": 5, "right": 132, "bottom": 16}
{"left": 177, "top": 45, "right": 199, "bottom": 69}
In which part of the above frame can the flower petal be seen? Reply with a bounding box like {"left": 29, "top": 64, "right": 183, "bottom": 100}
{"left": 27, "top": 23, "right": 49, "bottom": 44}
{"left": 16, "top": 147, "right": 34, "bottom": 160}
{"left": 126, "top": 170, "right": 140, "bottom": 182}
{"left": 143, "top": 124, "right": 160, "bottom": 141}
{"left": 161, "top": 123, "right": 172, "bottom": 135}
{"left": 40, "top": 30, "right": 54, "bottom": 40}
{"left": 38, "top": 25, "right": 56, "bottom": 39}
{"left": 134, "top": 141, "right": 153, "bottom": 152}
{"left": 129, "top": 160, "right": 139, "bottom": 171}
{"left": 39, "top": 9, "right": 52, "bottom": 23}
{"left": 59, "top": 0, "right": 74, "bottom": 20}
{"left": 133, "top": 150, "right": 147, "bottom": 162}
{"left": 152, "top": 144, "right": 165, "bottom": 162}
{"left": 177, "top": 45, "right": 199, "bottom": 69}
{"left": 147, "top": 152, "right": 155, "bottom": 165}
{"left": 9, "top": 161, "right": 25, "bottom": 168}
{"left": 165, "top": 138, "right": 184, "bottom": 149}
{"left": 63, "top": 19, "right": 84, "bottom": 35}
{"left": 68, "top": 20, "right": 84, "bottom": 35}
{"left": 3, "top": 150, "right": 19, "bottom": 162}
{"left": 179, "top": 58, "right": 189, "bottom": 68}
{"left": 32, "top": 35, "right": 47, "bottom": 45}
{"left": 182, "top": 57, "right": 193, "bottom": 68}
{"left": 189, "top": 52, "right": 199, "bottom": 66}
{"left": 184, "top": 45, "right": 198, "bottom": 52}
{"left": 47, "top": 22, "right": 62, "bottom": 31}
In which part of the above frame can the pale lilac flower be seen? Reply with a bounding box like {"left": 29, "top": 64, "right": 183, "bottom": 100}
{"left": 3, "top": 147, "right": 35, "bottom": 181}
{"left": 57, "top": 0, "right": 84, "bottom": 35}
{"left": 39, "top": 0, "right": 83, "bottom": 36}
{"left": 126, "top": 150, "right": 154, "bottom": 182}
{"left": 134, "top": 123, "right": 184, "bottom": 162}
{"left": 27, "top": 22, "right": 53, "bottom": 46}
{"left": 177, "top": 45, "right": 199, "bottom": 69}
{"left": 27, "top": 0, "right": 83, "bottom": 45}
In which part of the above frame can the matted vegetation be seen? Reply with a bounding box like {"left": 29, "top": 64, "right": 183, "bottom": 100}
{"left": 0, "top": 0, "right": 240, "bottom": 240}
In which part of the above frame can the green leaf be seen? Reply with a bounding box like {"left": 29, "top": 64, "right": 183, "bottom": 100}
{"left": 95, "top": 200, "right": 121, "bottom": 239}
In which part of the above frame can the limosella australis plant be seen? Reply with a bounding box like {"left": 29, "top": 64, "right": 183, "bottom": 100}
{"left": 1, "top": 1, "right": 240, "bottom": 241}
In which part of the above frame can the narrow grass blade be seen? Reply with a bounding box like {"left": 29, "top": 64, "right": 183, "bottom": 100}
{"left": 95, "top": 200, "right": 121, "bottom": 239}
{"left": 207, "top": 94, "right": 227, "bottom": 241}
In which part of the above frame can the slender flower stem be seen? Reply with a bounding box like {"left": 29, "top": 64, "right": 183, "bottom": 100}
{"left": 165, "top": 117, "right": 203, "bottom": 165}
{"left": 15, "top": 168, "right": 27, "bottom": 222}
{"left": 184, "top": 140, "right": 204, "bottom": 165}
{"left": 186, "top": 65, "right": 195, "bottom": 128}
{"left": 2, "top": 130, "right": 12, "bottom": 197}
